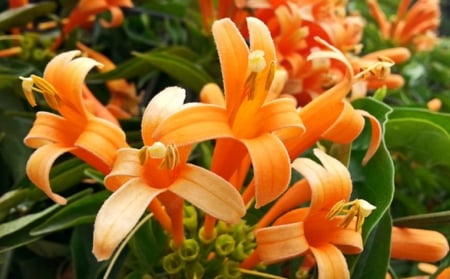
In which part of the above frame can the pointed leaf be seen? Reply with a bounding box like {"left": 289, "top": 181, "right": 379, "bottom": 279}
{"left": 0, "top": 2, "right": 56, "bottom": 31}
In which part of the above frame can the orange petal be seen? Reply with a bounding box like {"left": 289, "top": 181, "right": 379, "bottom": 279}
{"left": 200, "top": 83, "right": 226, "bottom": 106}
{"left": 357, "top": 110, "right": 382, "bottom": 165}
{"left": 310, "top": 244, "right": 350, "bottom": 279}
{"left": 212, "top": 18, "right": 248, "bottom": 111}
{"left": 328, "top": 227, "right": 363, "bottom": 254}
{"left": 257, "top": 179, "right": 311, "bottom": 228}
{"left": 391, "top": 227, "right": 449, "bottom": 262}
{"left": 169, "top": 164, "right": 245, "bottom": 224}
{"left": 321, "top": 102, "right": 365, "bottom": 144}
{"left": 256, "top": 98, "right": 305, "bottom": 140}
{"left": 24, "top": 111, "right": 82, "bottom": 148}
{"left": 104, "top": 148, "right": 143, "bottom": 191}
{"left": 93, "top": 178, "right": 165, "bottom": 261}
{"left": 26, "top": 143, "right": 75, "bottom": 205}
{"left": 74, "top": 116, "right": 127, "bottom": 173}
{"left": 291, "top": 148, "right": 352, "bottom": 212}
{"left": 153, "top": 104, "right": 233, "bottom": 145}
{"left": 242, "top": 133, "right": 291, "bottom": 208}
{"left": 100, "top": 6, "right": 124, "bottom": 28}
{"left": 141, "top": 86, "right": 186, "bottom": 145}
{"left": 246, "top": 16, "right": 276, "bottom": 106}
{"left": 256, "top": 222, "right": 309, "bottom": 264}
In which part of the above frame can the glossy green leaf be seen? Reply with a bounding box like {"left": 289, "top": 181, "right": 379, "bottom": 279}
{"left": 348, "top": 97, "right": 394, "bottom": 276}
{"left": 351, "top": 97, "right": 395, "bottom": 239}
{"left": 0, "top": 2, "right": 56, "bottom": 32}
{"left": 385, "top": 110, "right": 450, "bottom": 167}
{"left": 350, "top": 212, "right": 392, "bottom": 279}
{"left": 30, "top": 191, "right": 110, "bottom": 236}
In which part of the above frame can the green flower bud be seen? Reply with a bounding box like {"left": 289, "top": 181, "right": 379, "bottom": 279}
{"left": 230, "top": 241, "right": 247, "bottom": 261}
{"left": 183, "top": 205, "right": 198, "bottom": 233}
{"left": 162, "top": 252, "right": 184, "bottom": 275}
{"left": 214, "top": 234, "right": 235, "bottom": 257}
{"left": 178, "top": 238, "right": 200, "bottom": 262}
{"left": 221, "top": 260, "right": 241, "bottom": 279}
{"left": 198, "top": 226, "right": 217, "bottom": 245}
{"left": 184, "top": 261, "right": 205, "bottom": 279}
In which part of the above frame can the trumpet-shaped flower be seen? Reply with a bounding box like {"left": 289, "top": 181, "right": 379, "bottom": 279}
{"left": 52, "top": 0, "right": 133, "bottom": 49}
{"left": 153, "top": 17, "right": 304, "bottom": 208}
{"left": 368, "top": 0, "right": 441, "bottom": 51}
{"left": 283, "top": 38, "right": 382, "bottom": 165}
{"left": 93, "top": 86, "right": 246, "bottom": 261}
{"left": 253, "top": 148, "right": 370, "bottom": 279}
{"left": 21, "top": 51, "right": 128, "bottom": 205}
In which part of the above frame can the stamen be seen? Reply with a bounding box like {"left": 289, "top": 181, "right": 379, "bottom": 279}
{"left": 19, "top": 74, "right": 61, "bottom": 109}
{"left": 327, "top": 199, "right": 376, "bottom": 232}
{"left": 160, "top": 143, "right": 180, "bottom": 170}
{"left": 355, "top": 56, "right": 395, "bottom": 81}
{"left": 140, "top": 142, "right": 180, "bottom": 169}
{"left": 248, "top": 50, "right": 266, "bottom": 73}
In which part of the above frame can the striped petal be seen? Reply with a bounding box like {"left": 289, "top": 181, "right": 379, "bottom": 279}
{"left": 26, "top": 143, "right": 75, "bottom": 205}
{"left": 256, "top": 222, "right": 309, "bottom": 264}
{"left": 169, "top": 164, "right": 245, "bottom": 224}
{"left": 310, "top": 244, "right": 350, "bottom": 279}
{"left": 242, "top": 133, "right": 291, "bottom": 208}
{"left": 93, "top": 178, "right": 164, "bottom": 261}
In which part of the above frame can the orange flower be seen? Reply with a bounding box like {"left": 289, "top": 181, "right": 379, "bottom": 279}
{"left": 93, "top": 86, "right": 246, "bottom": 261}
{"left": 391, "top": 226, "right": 449, "bottom": 262}
{"left": 21, "top": 51, "right": 128, "bottom": 205}
{"left": 77, "top": 42, "right": 141, "bottom": 118}
{"left": 368, "top": 0, "right": 441, "bottom": 50}
{"left": 283, "top": 38, "right": 383, "bottom": 165}
{"left": 250, "top": 148, "right": 373, "bottom": 278}
{"left": 52, "top": 0, "right": 133, "bottom": 49}
{"left": 153, "top": 17, "right": 304, "bottom": 208}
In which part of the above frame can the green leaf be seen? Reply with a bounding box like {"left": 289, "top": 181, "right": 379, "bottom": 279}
{"left": 350, "top": 212, "right": 392, "bottom": 279}
{"left": 0, "top": 189, "right": 92, "bottom": 253}
{"left": 385, "top": 109, "right": 450, "bottom": 167}
{"left": 30, "top": 191, "right": 110, "bottom": 236}
{"left": 70, "top": 224, "right": 107, "bottom": 279}
{"left": 347, "top": 98, "right": 395, "bottom": 276}
{"left": 351, "top": 97, "right": 395, "bottom": 239}
{"left": 133, "top": 51, "right": 213, "bottom": 92}
{"left": 0, "top": 2, "right": 56, "bottom": 32}
{"left": 393, "top": 210, "right": 450, "bottom": 228}
{"left": 127, "top": 219, "right": 167, "bottom": 269}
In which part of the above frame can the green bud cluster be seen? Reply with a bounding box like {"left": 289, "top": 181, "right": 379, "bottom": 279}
{"left": 161, "top": 205, "right": 256, "bottom": 278}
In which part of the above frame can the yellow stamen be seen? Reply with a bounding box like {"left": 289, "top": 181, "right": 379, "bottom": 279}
{"left": 327, "top": 199, "right": 376, "bottom": 232}
{"left": 139, "top": 142, "right": 180, "bottom": 170}
{"left": 355, "top": 56, "right": 395, "bottom": 81}
{"left": 19, "top": 74, "right": 61, "bottom": 109}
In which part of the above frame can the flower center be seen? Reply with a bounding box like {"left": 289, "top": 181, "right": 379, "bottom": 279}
{"left": 327, "top": 199, "right": 376, "bottom": 232}
{"left": 243, "top": 50, "right": 274, "bottom": 100}
{"left": 139, "top": 141, "right": 180, "bottom": 170}
{"left": 354, "top": 56, "right": 395, "bottom": 81}
{"left": 20, "top": 74, "right": 60, "bottom": 109}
